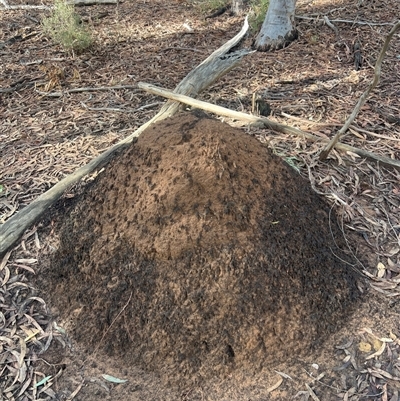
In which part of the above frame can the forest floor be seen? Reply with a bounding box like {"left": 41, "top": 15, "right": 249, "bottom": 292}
{"left": 1, "top": 0, "right": 400, "bottom": 400}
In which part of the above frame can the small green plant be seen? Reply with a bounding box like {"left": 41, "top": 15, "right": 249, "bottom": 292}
{"left": 249, "top": 0, "right": 269, "bottom": 33}
{"left": 283, "top": 156, "right": 302, "bottom": 173}
{"left": 271, "top": 147, "right": 302, "bottom": 173}
{"left": 194, "top": 0, "right": 227, "bottom": 14}
{"left": 42, "top": 0, "right": 92, "bottom": 52}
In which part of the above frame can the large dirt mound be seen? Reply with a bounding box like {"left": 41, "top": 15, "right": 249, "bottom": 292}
{"left": 45, "top": 112, "right": 360, "bottom": 387}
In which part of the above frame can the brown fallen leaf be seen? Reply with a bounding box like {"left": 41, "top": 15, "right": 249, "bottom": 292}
{"left": 267, "top": 376, "right": 284, "bottom": 393}
{"left": 305, "top": 383, "right": 320, "bottom": 401}
{"left": 365, "top": 342, "right": 386, "bottom": 360}
{"left": 359, "top": 342, "right": 372, "bottom": 352}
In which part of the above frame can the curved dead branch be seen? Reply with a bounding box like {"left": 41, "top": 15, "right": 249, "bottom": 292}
{"left": 0, "top": 18, "right": 251, "bottom": 257}
{"left": 139, "top": 82, "right": 400, "bottom": 169}
{"left": 319, "top": 20, "right": 400, "bottom": 160}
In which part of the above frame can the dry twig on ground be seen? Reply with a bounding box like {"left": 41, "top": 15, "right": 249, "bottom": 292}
{"left": 0, "top": 0, "right": 116, "bottom": 9}
{"left": 319, "top": 20, "right": 400, "bottom": 160}
{"left": 0, "top": 18, "right": 252, "bottom": 257}
{"left": 138, "top": 82, "right": 400, "bottom": 170}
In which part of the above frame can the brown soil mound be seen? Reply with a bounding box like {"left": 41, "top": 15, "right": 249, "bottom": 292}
{"left": 44, "top": 112, "right": 361, "bottom": 388}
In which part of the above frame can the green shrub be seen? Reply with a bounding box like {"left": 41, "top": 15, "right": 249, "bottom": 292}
{"left": 42, "top": 0, "right": 92, "bottom": 52}
{"left": 249, "top": 0, "right": 269, "bottom": 33}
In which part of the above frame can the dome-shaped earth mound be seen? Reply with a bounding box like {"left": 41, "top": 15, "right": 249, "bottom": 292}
{"left": 46, "top": 111, "right": 360, "bottom": 387}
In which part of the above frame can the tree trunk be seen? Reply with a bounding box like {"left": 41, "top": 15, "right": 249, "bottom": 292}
{"left": 254, "top": 0, "right": 297, "bottom": 51}
{"left": 231, "top": 0, "right": 245, "bottom": 15}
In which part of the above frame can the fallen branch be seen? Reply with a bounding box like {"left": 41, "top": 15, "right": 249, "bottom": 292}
{"left": 80, "top": 100, "right": 163, "bottom": 113}
{"left": 0, "top": 18, "right": 251, "bottom": 257}
{"left": 161, "top": 47, "right": 205, "bottom": 54}
{"left": 348, "top": 126, "right": 400, "bottom": 142}
{"left": 0, "top": 0, "right": 116, "bottom": 8}
{"left": 35, "top": 85, "right": 140, "bottom": 97}
{"left": 280, "top": 113, "right": 400, "bottom": 141}
{"left": 296, "top": 16, "right": 396, "bottom": 26}
{"left": 2, "top": 4, "right": 50, "bottom": 9}
{"left": 138, "top": 81, "right": 400, "bottom": 170}
{"left": 70, "top": 0, "right": 117, "bottom": 5}
{"left": 0, "top": 81, "right": 34, "bottom": 93}
{"left": 0, "top": 32, "right": 39, "bottom": 50}
{"left": 323, "top": 16, "right": 338, "bottom": 35}
{"left": 319, "top": 20, "right": 400, "bottom": 160}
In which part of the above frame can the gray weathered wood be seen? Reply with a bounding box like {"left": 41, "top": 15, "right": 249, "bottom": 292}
{"left": 254, "top": 0, "right": 297, "bottom": 51}
{"left": 139, "top": 82, "right": 400, "bottom": 170}
{"left": 71, "top": 0, "right": 117, "bottom": 5}
{"left": 0, "top": 18, "right": 251, "bottom": 257}
{"left": 0, "top": 0, "right": 116, "bottom": 9}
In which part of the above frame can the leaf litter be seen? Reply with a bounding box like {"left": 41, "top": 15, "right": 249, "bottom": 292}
{"left": 1, "top": 0, "right": 400, "bottom": 399}
{"left": 0, "top": 248, "right": 64, "bottom": 401}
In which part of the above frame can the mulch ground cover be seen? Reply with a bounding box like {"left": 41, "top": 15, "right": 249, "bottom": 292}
{"left": 1, "top": 0, "right": 400, "bottom": 400}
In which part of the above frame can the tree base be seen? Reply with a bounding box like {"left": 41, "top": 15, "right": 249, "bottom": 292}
{"left": 254, "top": 29, "right": 298, "bottom": 52}
{"left": 253, "top": 0, "right": 297, "bottom": 52}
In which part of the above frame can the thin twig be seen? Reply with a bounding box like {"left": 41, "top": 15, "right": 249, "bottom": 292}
{"left": 349, "top": 126, "right": 400, "bottom": 142}
{"left": 0, "top": 0, "right": 116, "bottom": 9}
{"left": 70, "top": 0, "right": 117, "bottom": 5}
{"left": 86, "top": 292, "right": 133, "bottom": 361}
{"left": 138, "top": 82, "right": 400, "bottom": 170}
{"left": 305, "top": 384, "right": 321, "bottom": 401}
{"left": 280, "top": 111, "right": 339, "bottom": 126}
{"left": 0, "top": 83, "right": 35, "bottom": 93}
{"left": 80, "top": 101, "right": 163, "bottom": 113}
{"left": 2, "top": 4, "right": 51, "bottom": 9}
{"left": 0, "top": 18, "right": 251, "bottom": 257}
{"left": 303, "top": 368, "right": 340, "bottom": 392}
{"left": 319, "top": 20, "right": 400, "bottom": 160}
{"left": 323, "top": 16, "right": 338, "bottom": 35}
{"left": 35, "top": 85, "right": 139, "bottom": 97}
{"left": 328, "top": 206, "right": 366, "bottom": 275}
{"left": 161, "top": 47, "right": 205, "bottom": 53}
{"left": 296, "top": 15, "right": 396, "bottom": 26}
{"left": 65, "top": 380, "right": 84, "bottom": 401}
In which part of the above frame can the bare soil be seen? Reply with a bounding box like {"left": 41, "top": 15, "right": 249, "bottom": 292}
{"left": 1, "top": 0, "right": 400, "bottom": 400}
{"left": 38, "top": 111, "right": 361, "bottom": 391}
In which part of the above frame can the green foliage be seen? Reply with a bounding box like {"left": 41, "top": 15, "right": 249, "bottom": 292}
{"left": 283, "top": 156, "right": 301, "bottom": 173}
{"left": 271, "top": 148, "right": 302, "bottom": 173}
{"left": 249, "top": 0, "right": 269, "bottom": 33}
{"left": 191, "top": 0, "right": 269, "bottom": 29}
{"left": 42, "top": 0, "right": 92, "bottom": 52}
{"left": 196, "top": 0, "right": 227, "bottom": 13}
